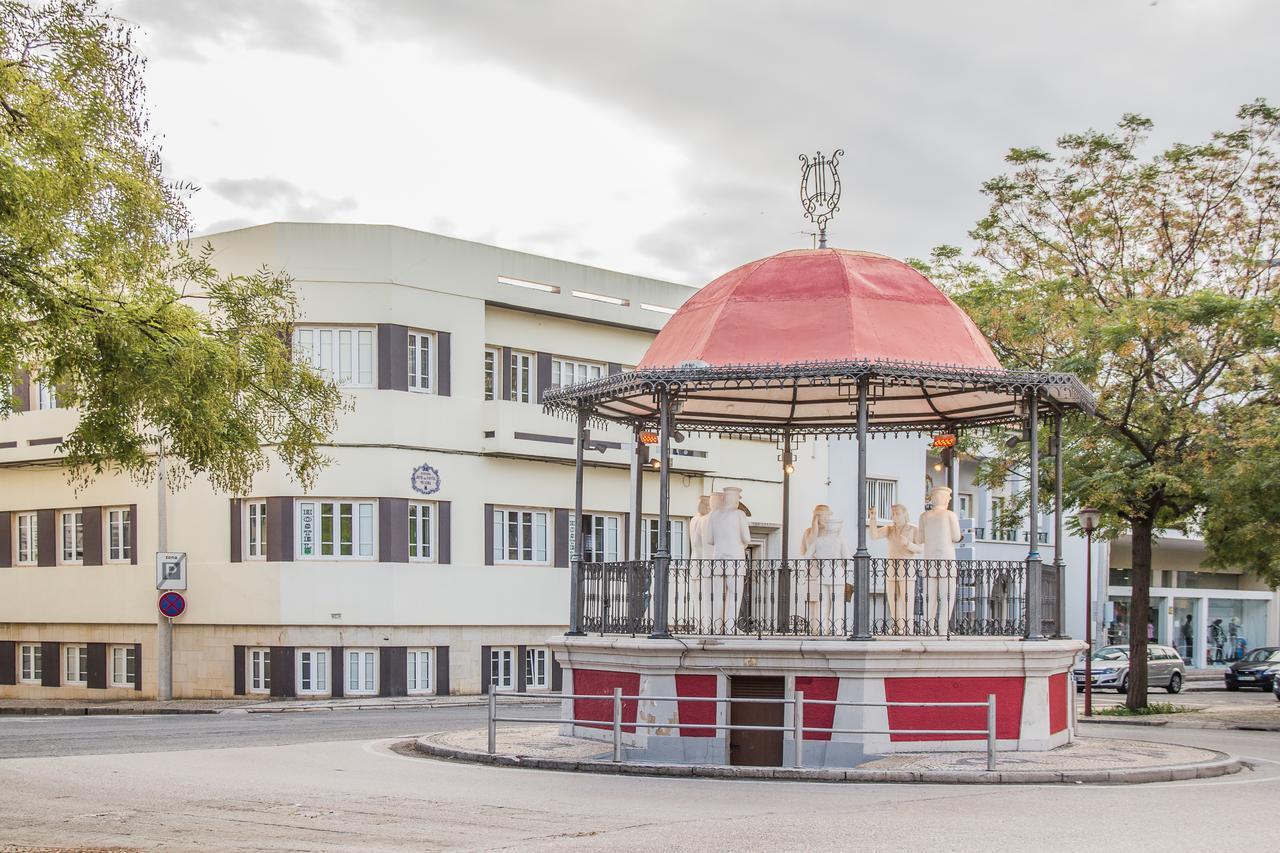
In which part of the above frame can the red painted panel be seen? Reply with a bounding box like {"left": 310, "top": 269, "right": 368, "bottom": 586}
{"left": 572, "top": 669, "right": 641, "bottom": 734}
{"left": 795, "top": 676, "right": 839, "bottom": 741}
{"left": 1048, "top": 672, "right": 1068, "bottom": 734}
{"left": 883, "top": 676, "right": 1024, "bottom": 742}
{"left": 675, "top": 674, "right": 717, "bottom": 737}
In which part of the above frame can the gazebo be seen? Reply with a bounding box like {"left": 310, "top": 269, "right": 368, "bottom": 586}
{"left": 543, "top": 247, "right": 1094, "bottom": 767}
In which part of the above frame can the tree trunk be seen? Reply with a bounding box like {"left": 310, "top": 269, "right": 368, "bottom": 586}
{"left": 1126, "top": 514, "right": 1155, "bottom": 711}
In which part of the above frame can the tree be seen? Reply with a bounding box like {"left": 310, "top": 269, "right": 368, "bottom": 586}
{"left": 1, "top": 0, "right": 342, "bottom": 493}
{"left": 917, "top": 102, "right": 1280, "bottom": 710}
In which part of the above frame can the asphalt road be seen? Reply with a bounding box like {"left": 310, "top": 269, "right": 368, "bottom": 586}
{"left": 0, "top": 705, "right": 1277, "bottom": 851}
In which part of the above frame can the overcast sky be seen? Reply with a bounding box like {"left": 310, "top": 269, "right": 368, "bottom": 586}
{"left": 117, "top": 0, "right": 1278, "bottom": 286}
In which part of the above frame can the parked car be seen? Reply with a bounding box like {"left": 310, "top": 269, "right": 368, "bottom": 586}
{"left": 1273, "top": 670, "right": 1280, "bottom": 701}
{"left": 1072, "top": 644, "right": 1186, "bottom": 694}
{"left": 1224, "top": 647, "right": 1280, "bottom": 691}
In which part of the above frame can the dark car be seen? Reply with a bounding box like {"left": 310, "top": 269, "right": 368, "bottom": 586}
{"left": 1224, "top": 647, "right": 1280, "bottom": 691}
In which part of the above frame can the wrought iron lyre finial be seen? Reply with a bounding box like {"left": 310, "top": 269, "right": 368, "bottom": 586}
{"left": 799, "top": 149, "right": 844, "bottom": 248}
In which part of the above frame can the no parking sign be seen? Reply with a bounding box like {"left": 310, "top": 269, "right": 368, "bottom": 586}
{"left": 158, "top": 591, "right": 186, "bottom": 619}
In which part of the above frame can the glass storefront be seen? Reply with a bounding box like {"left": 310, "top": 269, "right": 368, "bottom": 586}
{"left": 1105, "top": 596, "right": 1166, "bottom": 647}
{"left": 1206, "top": 598, "right": 1269, "bottom": 664}
{"left": 1174, "top": 597, "right": 1199, "bottom": 664}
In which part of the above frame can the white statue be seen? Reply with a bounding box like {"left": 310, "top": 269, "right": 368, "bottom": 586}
{"left": 800, "top": 503, "right": 832, "bottom": 555}
{"left": 707, "top": 487, "right": 751, "bottom": 623}
{"left": 691, "top": 493, "right": 722, "bottom": 623}
{"left": 688, "top": 494, "right": 713, "bottom": 560}
{"left": 869, "top": 503, "right": 921, "bottom": 629}
{"left": 913, "top": 487, "right": 964, "bottom": 627}
{"left": 803, "top": 515, "right": 850, "bottom": 626}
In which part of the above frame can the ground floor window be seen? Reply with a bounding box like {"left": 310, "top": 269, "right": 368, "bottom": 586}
{"left": 297, "top": 648, "right": 329, "bottom": 695}
{"left": 110, "top": 645, "right": 137, "bottom": 688}
{"left": 248, "top": 648, "right": 270, "bottom": 693}
{"left": 490, "top": 647, "right": 515, "bottom": 691}
{"left": 19, "top": 644, "right": 41, "bottom": 683}
{"left": 1207, "top": 598, "right": 1269, "bottom": 664}
{"left": 64, "top": 645, "right": 87, "bottom": 685}
{"left": 346, "top": 649, "right": 377, "bottom": 695}
{"left": 524, "top": 648, "right": 548, "bottom": 689}
{"left": 407, "top": 648, "right": 433, "bottom": 694}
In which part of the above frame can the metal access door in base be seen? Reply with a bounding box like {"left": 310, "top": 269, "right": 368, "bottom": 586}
{"left": 728, "top": 675, "right": 784, "bottom": 767}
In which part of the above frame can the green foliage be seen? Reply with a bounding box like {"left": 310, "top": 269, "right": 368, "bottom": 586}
{"left": 0, "top": 1, "right": 342, "bottom": 493}
{"left": 1093, "top": 703, "right": 1196, "bottom": 717}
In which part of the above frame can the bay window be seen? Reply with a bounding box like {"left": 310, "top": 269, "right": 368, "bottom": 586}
{"left": 293, "top": 327, "right": 375, "bottom": 387}
{"left": 297, "top": 500, "right": 375, "bottom": 559}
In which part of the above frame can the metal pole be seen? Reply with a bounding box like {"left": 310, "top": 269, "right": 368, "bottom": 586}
{"left": 567, "top": 410, "right": 588, "bottom": 635}
{"left": 156, "top": 443, "right": 172, "bottom": 701}
{"left": 650, "top": 389, "right": 673, "bottom": 638}
{"left": 986, "top": 694, "right": 997, "bottom": 772}
{"left": 488, "top": 689, "right": 497, "bottom": 754}
{"left": 793, "top": 689, "right": 805, "bottom": 768}
{"left": 631, "top": 425, "right": 644, "bottom": 561}
{"left": 1053, "top": 411, "right": 1065, "bottom": 638}
{"left": 1085, "top": 529, "right": 1094, "bottom": 717}
{"left": 1025, "top": 392, "right": 1044, "bottom": 641}
{"left": 851, "top": 376, "right": 872, "bottom": 640}
{"left": 612, "top": 687, "right": 624, "bottom": 763}
{"left": 780, "top": 430, "right": 792, "bottom": 631}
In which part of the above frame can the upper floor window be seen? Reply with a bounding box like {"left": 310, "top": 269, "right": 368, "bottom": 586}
{"left": 297, "top": 500, "right": 375, "bottom": 559}
{"left": 60, "top": 510, "right": 83, "bottom": 563}
{"left": 493, "top": 507, "right": 548, "bottom": 564}
{"left": 957, "top": 492, "right": 973, "bottom": 518}
{"left": 293, "top": 327, "right": 374, "bottom": 387}
{"left": 641, "top": 517, "right": 687, "bottom": 560}
{"left": 551, "top": 358, "right": 603, "bottom": 390}
{"left": 483, "top": 348, "right": 498, "bottom": 401}
{"left": 409, "top": 502, "right": 434, "bottom": 561}
{"left": 570, "top": 513, "right": 620, "bottom": 563}
{"left": 245, "top": 501, "right": 267, "bottom": 559}
{"left": 407, "top": 330, "right": 434, "bottom": 392}
{"left": 106, "top": 507, "right": 131, "bottom": 562}
{"left": 509, "top": 351, "right": 533, "bottom": 403}
{"left": 15, "top": 512, "right": 36, "bottom": 565}
{"left": 866, "top": 478, "right": 898, "bottom": 523}
{"left": 36, "top": 382, "right": 58, "bottom": 410}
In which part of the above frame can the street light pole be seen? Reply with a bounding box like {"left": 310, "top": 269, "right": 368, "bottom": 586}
{"left": 1077, "top": 506, "right": 1100, "bottom": 718}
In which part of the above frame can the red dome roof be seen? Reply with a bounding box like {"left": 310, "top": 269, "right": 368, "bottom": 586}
{"left": 639, "top": 248, "right": 1001, "bottom": 370}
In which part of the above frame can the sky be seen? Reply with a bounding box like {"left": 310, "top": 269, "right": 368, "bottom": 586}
{"left": 116, "top": 0, "right": 1279, "bottom": 287}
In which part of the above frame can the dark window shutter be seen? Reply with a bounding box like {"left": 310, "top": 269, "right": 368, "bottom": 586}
{"left": 379, "top": 646, "right": 407, "bottom": 697}
{"left": 377, "top": 324, "right": 409, "bottom": 391}
{"left": 0, "top": 641, "right": 15, "bottom": 685}
{"left": 554, "top": 509, "right": 570, "bottom": 568}
{"left": 233, "top": 645, "right": 246, "bottom": 695}
{"left": 484, "top": 504, "right": 494, "bottom": 566}
{"left": 516, "top": 645, "right": 527, "bottom": 693}
{"left": 36, "top": 509, "right": 56, "bottom": 567}
{"left": 550, "top": 653, "right": 563, "bottom": 691}
{"left": 536, "top": 352, "right": 552, "bottom": 402}
{"left": 608, "top": 362, "right": 622, "bottom": 376}
{"left": 331, "top": 647, "right": 345, "bottom": 698}
{"left": 40, "top": 641, "right": 59, "bottom": 687}
{"left": 379, "top": 497, "right": 409, "bottom": 562}
{"left": 270, "top": 646, "right": 295, "bottom": 697}
{"left": 480, "top": 645, "right": 491, "bottom": 694}
{"left": 86, "top": 643, "right": 107, "bottom": 689}
{"left": 266, "top": 498, "right": 293, "bottom": 562}
{"left": 500, "top": 347, "right": 512, "bottom": 400}
{"left": 436, "top": 331, "right": 451, "bottom": 396}
{"left": 133, "top": 642, "right": 142, "bottom": 690}
{"left": 437, "top": 501, "right": 451, "bottom": 564}
{"left": 230, "top": 499, "right": 242, "bottom": 563}
{"left": 128, "top": 504, "right": 138, "bottom": 565}
{"left": 435, "top": 646, "right": 450, "bottom": 696}
{"left": 0, "top": 511, "right": 10, "bottom": 568}
{"left": 82, "top": 506, "right": 103, "bottom": 566}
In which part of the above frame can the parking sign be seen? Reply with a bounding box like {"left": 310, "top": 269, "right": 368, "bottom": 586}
{"left": 156, "top": 551, "right": 188, "bottom": 590}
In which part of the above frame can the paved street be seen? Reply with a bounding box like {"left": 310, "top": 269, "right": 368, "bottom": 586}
{"left": 0, "top": 704, "right": 1277, "bottom": 851}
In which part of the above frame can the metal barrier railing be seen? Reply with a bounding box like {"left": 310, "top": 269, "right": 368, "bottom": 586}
{"left": 487, "top": 689, "right": 999, "bottom": 772}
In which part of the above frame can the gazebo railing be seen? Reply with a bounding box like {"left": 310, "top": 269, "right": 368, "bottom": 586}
{"left": 578, "top": 558, "right": 1037, "bottom": 639}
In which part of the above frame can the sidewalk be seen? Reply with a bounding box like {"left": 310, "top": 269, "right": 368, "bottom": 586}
{"left": 0, "top": 694, "right": 501, "bottom": 716}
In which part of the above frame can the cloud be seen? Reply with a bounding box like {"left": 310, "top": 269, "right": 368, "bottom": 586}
{"left": 117, "top": 0, "right": 343, "bottom": 59}
{"left": 207, "top": 177, "right": 356, "bottom": 222}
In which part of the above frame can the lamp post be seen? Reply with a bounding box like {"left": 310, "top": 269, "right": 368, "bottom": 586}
{"left": 1077, "top": 506, "right": 1101, "bottom": 716}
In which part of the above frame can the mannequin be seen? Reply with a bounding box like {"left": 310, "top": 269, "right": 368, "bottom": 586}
{"left": 707, "top": 486, "right": 751, "bottom": 624}
{"left": 869, "top": 503, "right": 922, "bottom": 630}
{"left": 804, "top": 515, "right": 850, "bottom": 626}
{"left": 913, "top": 487, "right": 964, "bottom": 629}
{"left": 800, "top": 504, "right": 832, "bottom": 555}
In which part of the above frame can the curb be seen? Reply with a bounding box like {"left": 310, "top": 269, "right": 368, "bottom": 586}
{"left": 243, "top": 699, "right": 491, "bottom": 714}
{"left": 1081, "top": 716, "right": 1280, "bottom": 732}
{"left": 411, "top": 735, "right": 1243, "bottom": 785}
{"left": 0, "top": 706, "right": 218, "bottom": 716}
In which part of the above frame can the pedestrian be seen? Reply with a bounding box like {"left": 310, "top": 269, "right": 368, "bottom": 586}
{"left": 1180, "top": 614, "right": 1194, "bottom": 664}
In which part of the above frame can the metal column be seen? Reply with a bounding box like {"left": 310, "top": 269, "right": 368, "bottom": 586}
{"left": 1053, "top": 411, "right": 1066, "bottom": 638}
{"left": 156, "top": 444, "right": 172, "bottom": 700}
{"left": 779, "top": 430, "right": 793, "bottom": 630}
{"left": 629, "top": 425, "right": 644, "bottom": 561}
{"left": 1025, "top": 392, "right": 1044, "bottom": 641}
{"left": 567, "top": 410, "right": 587, "bottom": 636}
{"left": 851, "top": 377, "right": 872, "bottom": 640}
{"left": 650, "top": 389, "right": 673, "bottom": 638}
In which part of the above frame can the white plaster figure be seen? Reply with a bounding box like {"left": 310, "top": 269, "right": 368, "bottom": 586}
{"left": 692, "top": 492, "right": 723, "bottom": 623}
{"left": 913, "top": 487, "right": 964, "bottom": 628}
{"left": 707, "top": 487, "right": 751, "bottom": 625}
{"left": 800, "top": 504, "right": 832, "bottom": 555}
{"left": 804, "top": 515, "right": 850, "bottom": 626}
{"left": 688, "top": 494, "right": 713, "bottom": 559}
{"left": 869, "top": 503, "right": 921, "bottom": 629}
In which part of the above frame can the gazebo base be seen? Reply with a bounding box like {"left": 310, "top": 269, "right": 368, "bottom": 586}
{"left": 546, "top": 636, "right": 1085, "bottom": 768}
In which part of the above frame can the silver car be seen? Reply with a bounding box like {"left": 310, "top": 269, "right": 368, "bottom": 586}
{"left": 1072, "top": 644, "right": 1186, "bottom": 694}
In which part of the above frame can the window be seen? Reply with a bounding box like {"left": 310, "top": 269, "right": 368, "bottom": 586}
{"left": 866, "top": 478, "right": 897, "bottom": 521}
{"left": 489, "top": 647, "right": 515, "bottom": 691}
{"left": 407, "top": 330, "right": 433, "bottom": 392}
{"left": 641, "top": 517, "right": 687, "bottom": 560}
{"left": 409, "top": 502, "right": 434, "bottom": 561}
{"left": 19, "top": 643, "right": 41, "bottom": 683}
{"left": 492, "top": 508, "right": 549, "bottom": 564}
{"left": 525, "top": 648, "right": 548, "bottom": 689}
{"left": 958, "top": 493, "right": 973, "bottom": 518}
{"left": 483, "top": 348, "right": 498, "bottom": 401}
{"left": 297, "top": 649, "right": 329, "bottom": 694}
{"left": 989, "top": 496, "right": 1015, "bottom": 540}
{"left": 571, "top": 513, "right": 620, "bottom": 562}
{"left": 407, "top": 648, "right": 433, "bottom": 694}
{"left": 60, "top": 510, "right": 83, "bottom": 563}
{"left": 297, "top": 500, "right": 375, "bottom": 558}
{"left": 64, "top": 645, "right": 87, "bottom": 685}
{"left": 15, "top": 512, "right": 36, "bottom": 565}
{"left": 246, "top": 501, "right": 267, "bottom": 559}
{"left": 551, "top": 358, "right": 603, "bottom": 390}
{"left": 106, "top": 507, "right": 131, "bottom": 562}
{"left": 110, "top": 645, "right": 136, "bottom": 688}
{"left": 246, "top": 648, "right": 271, "bottom": 693}
{"left": 509, "top": 351, "right": 533, "bottom": 403}
{"left": 293, "top": 327, "right": 375, "bottom": 387}
{"left": 36, "top": 381, "right": 58, "bottom": 410}
{"left": 346, "top": 649, "right": 377, "bottom": 696}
